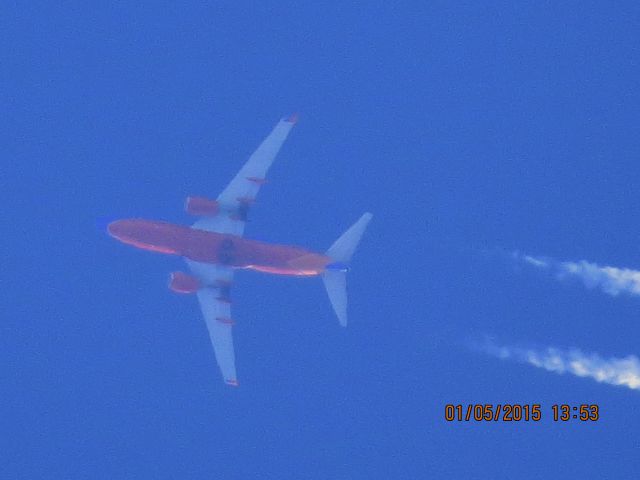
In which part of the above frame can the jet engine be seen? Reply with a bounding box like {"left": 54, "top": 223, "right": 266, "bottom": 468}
{"left": 184, "top": 196, "right": 219, "bottom": 216}
{"left": 168, "top": 271, "right": 200, "bottom": 294}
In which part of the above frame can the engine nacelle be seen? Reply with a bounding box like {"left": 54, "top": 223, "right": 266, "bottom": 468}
{"left": 168, "top": 271, "right": 200, "bottom": 294}
{"left": 185, "top": 196, "right": 220, "bottom": 216}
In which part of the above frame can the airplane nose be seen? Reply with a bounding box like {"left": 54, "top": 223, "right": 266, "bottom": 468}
{"left": 107, "top": 219, "right": 131, "bottom": 240}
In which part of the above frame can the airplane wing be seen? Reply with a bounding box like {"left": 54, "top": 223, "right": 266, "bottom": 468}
{"left": 187, "top": 260, "right": 238, "bottom": 385}
{"left": 187, "top": 115, "right": 298, "bottom": 385}
{"left": 192, "top": 114, "right": 298, "bottom": 237}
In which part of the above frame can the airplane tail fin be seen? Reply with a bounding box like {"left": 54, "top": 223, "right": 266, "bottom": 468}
{"left": 322, "top": 212, "right": 373, "bottom": 327}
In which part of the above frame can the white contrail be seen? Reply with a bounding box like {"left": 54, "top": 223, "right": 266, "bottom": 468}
{"left": 479, "top": 338, "right": 640, "bottom": 391}
{"left": 513, "top": 252, "right": 640, "bottom": 297}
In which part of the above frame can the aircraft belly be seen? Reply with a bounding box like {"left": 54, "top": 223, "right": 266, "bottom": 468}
{"left": 233, "top": 241, "right": 330, "bottom": 275}
{"left": 180, "top": 229, "right": 330, "bottom": 275}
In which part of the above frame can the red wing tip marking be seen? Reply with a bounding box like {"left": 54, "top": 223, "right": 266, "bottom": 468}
{"left": 225, "top": 379, "right": 239, "bottom": 387}
{"left": 216, "top": 316, "right": 236, "bottom": 325}
{"left": 246, "top": 176, "right": 268, "bottom": 185}
{"left": 286, "top": 112, "right": 299, "bottom": 124}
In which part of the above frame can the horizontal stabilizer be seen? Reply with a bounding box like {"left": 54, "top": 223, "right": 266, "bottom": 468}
{"left": 322, "top": 271, "right": 348, "bottom": 327}
{"left": 322, "top": 213, "right": 372, "bottom": 326}
{"left": 326, "top": 212, "right": 373, "bottom": 262}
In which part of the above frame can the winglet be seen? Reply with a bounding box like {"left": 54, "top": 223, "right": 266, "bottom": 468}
{"left": 285, "top": 112, "right": 299, "bottom": 124}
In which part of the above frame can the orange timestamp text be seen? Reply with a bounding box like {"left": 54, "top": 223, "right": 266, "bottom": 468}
{"left": 444, "top": 404, "right": 600, "bottom": 422}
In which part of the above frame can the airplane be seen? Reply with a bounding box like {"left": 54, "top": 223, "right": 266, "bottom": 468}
{"left": 108, "top": 114, "right": 372, "bottom": 386}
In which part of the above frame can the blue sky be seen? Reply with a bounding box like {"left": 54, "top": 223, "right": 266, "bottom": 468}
{"left": 3, "top": 2, "right": 640, "bottom": 478}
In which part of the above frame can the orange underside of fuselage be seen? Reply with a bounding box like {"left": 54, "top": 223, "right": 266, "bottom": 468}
{"left": 108, "top": 219, "right": 331, "bottom": 276}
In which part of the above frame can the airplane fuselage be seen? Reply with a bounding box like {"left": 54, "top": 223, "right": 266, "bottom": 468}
{"left": 108, "top": 219, "right": 331, "bottom": 276}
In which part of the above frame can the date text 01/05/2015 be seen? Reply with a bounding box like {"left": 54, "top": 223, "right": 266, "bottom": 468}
{"left": 444, "top": 404, "right": 599, "bottom": 422}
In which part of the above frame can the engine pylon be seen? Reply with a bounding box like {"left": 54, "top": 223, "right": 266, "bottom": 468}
{"left": 185, "top": 196, "right": 220, "bottom": 216}
{"left": 168, "top": 271, "right": 200, "bottom": 294}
